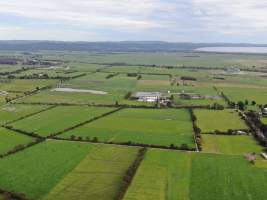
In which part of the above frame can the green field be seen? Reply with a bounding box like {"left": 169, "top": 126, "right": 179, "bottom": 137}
{"left": 10, "top": 106, "right": 114, "bottom": 137}
{"left": 64, "top": 73, "right": 137, "bottom": 92}
{"left": 0, "top": 79, "right": 57, "bottom": 92}
{"left": 0, "top": 104, "right": 50, "bottom": 125}
{"left": 0, "top": 127, "right": 34, "bottom": 155}
{"left": 17, "top": 90, "right": 126, "bottom": 105}
{"left": 15, "top": 69, "right": 84, "bottom": 79}
{"left": 190, "top": 153, "right": 267, "bottom": 200}
{"left": 61, "top": 108, "right": 195, "bottom": 148}
{"left": 194, "top": 109, "right": 248, "bottom": 133}
{"left": 202, "top": 135, "right": 262, "bottom": 155}
{"left": 124, "top": 149, "right": 191, "bottom": 200}
{"left": 125, "top": 149, "right": 267, "bottom": 200}
{"left": 219, "top": 87, "right": 267, "bottom": 105}
{"left": 2, "top": 51, "right": 267, "bottom": 199}
{"left": 45, "top": 144, "right": 139, "bottom": 200}
{"left": 0, "top": 140, "right": 94, "bottom": 199}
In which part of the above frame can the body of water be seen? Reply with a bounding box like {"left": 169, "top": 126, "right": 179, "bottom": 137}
{"left": 196, "top": 47, "right": 267, "bottom": 54}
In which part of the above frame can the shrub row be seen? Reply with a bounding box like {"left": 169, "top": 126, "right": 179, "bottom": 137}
{"left": 189, "top": 108, "right": 202, "bottom": 151}
{"left": 53, "top": 136, "right": 196, "bottom": 151}
{"left": 0, "top": 188, "right": 29, "bottom": 200}
{"left": 244, "top": 111, "right": 267, "bottom": 147}
{"left": 48, "top": 107, "right": 124, "bottom": 137}
{"left": 117, "top": 148, "right": 147, "bottom": 200}
{"left": 0, "top": 138, "right": 45, "bottom": 159}
{"left": 2, "top": 125, "right": 43, "bottom": 139}
{"left": 203, "top": 129, "right": 249, "bottom": 135}
{"left": 5, "top": 105, "right": 57, "bottom": 125}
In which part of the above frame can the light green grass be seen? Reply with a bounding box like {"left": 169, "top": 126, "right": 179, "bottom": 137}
{"left": 0, "top": 140, "right": 94, "bottom": 199}
{"left": 62, "top": 108, "right": 195, "bottom": 148}
{"left": 44, "top": 144, "right": 139, "bottom": 200}
{"left": 11, "top": 106, "right": 114, "bottom": 137}
{"left": 124, "top": 149, "right": 191, "bottom": 200}
{"left": 0, "top": 104, "right": 50, "bottom": 125}
{"left": 194, "top": 109, "right": 248, "bottom": 133}
{"left": 202, "top": 134, "right": 262, "bottom": 155}
{"left": 190, "top": 153, "right": 267, "bottom": 200}
{"left": 0, "top": 127, "right": 34, "bottom": 155}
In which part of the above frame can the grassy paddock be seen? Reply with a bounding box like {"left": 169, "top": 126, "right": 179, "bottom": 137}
{"left": 0, "top": 79, "right": 57, "bottom": 92}
{"left": 61, "top": 108, "right": 195, "bottom": 148}
{"left": 201, "top": 134, "right": 262, "bottom": 155}
{"left": 10, "top": 106, "right": 114, "bottom": 137}
{"left": 0, "top": 104, "right": 50, "bottom": 125}
{"left": 194, "top": 109, "right": 248, "bottom": 133}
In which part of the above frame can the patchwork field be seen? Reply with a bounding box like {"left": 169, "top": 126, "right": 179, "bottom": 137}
{"left": 10, "top": 106, "right": 114, "bottom": 137}
{"left": 201, "top": 135, "right": 262, "bottom": 155}
{"left": 124, "top": 149, "right": 267, "bottom": 200}
{"left": 1, "top": 51, "right": 267, "bottom": 200}
{"left": 44, "top": 144, "right": 139, "bottom": 200}
{"left": 0, "top": 104, "right": 50, "bottom": 125}
{"left": 61, "top": 108, "right": 195, "bottom": 148}
{"left": 0, "top": 127, "right": 34, "bottom": 155}
{"left": 194, "top": 109, "right": 248, "bottom": 133}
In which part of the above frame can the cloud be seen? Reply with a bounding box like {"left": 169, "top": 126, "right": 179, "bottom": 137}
{"left": 0, "top": 0, "right": 170, "bottom": 30}
{"left": 1, "top": 0, "right": 267, "bottom": 42}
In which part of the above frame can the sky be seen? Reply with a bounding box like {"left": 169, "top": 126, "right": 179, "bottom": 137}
{"left": 0, "top": 0, "right": 267, "bottom": 43}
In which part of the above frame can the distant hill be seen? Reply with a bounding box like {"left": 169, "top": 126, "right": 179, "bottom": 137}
{"left": 0, "top": 41, "right": 267, "bottom": 52}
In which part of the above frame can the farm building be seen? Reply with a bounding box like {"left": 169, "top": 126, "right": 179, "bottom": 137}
{"left": 261, "top": 153, "right": 267, "bottom": 160}
{"left": 131, "top": 92, "right": 161, "bottom": 102}
{"left": 225, "top": 67, "right": 241, "bottom": 74}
